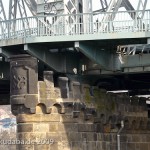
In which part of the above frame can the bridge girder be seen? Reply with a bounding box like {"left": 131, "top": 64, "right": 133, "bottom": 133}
{"left": 0, "top": 0, "right": 148, "bottom": 20}
{"left": 24, "top": 44, "right": 80, "bottom": 74}
{"left": 0, "top": 0, "right": 6, "bottom": 21}
{"left": 9, "top": 0, "right": 37, "bottom": 20}
{"left": 75, "top": 41, "right": 117, "bottom": 71}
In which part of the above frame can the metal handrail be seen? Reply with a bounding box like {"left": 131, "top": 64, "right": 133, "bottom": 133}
{"left": 0, "top": 10, "right": 150, "bottom": 40}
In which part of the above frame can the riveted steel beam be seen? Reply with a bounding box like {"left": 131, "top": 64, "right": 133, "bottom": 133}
{"left": 117, "top": 44, "right": 150, "bottom": 55}
{"left": 24, "top": 44, "right": 80, "bottom": 74}
{"left": 74, "top": 41, "right": 118, "bottom": 71}
{"left": 99, "top": 0, "right": 108, "bottom": 12}
{"left": 0, "top": 47, "right": 15, "bottom": 59}
{"left": 121, "top": 54, "right": 150, "bottom": 69}
{"left": 24, "top": 0, "right": 37, "bottom": 16}
{"left": 0, "top": 0, "right": 6, "bottom": 20}
{"left": 117, "top": 43, "right": 150, "bottom": 72}
{"left": 121, "top": 0, "right": 134, "bottom": 11}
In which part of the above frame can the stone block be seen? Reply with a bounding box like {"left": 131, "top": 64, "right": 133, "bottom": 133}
{"left": 37, "top": 133, "right": 48, "bottom": 141}
{"left": 60, "top": 114, "right": 78, "bottom": 123}
{"left": 118, "top": 104, "right": 126, "bottom": 112}
{"left": 72, "top": 82, "right": 81, "bottom": 100}
{"left": 17, "top": 144, "right": 34, "bottom": 150}
{"left": 17, "top": 123, "right": 33, "bottom": 132}
{"left": 43, "top": 71, "right": 54, "bottom": 88}
{"left": 127, "top": 143, "right": 135, "bottom": 150}
{"left": 139, "top": 98, "right": 146, "bottom": 107}
{"left": 10, "top": 55, "right": 38, "bottom": 96}
{"left": 111, "top": 134, "right": 117, "bottom": 143}
{"left": 146, "top": 134, "right": 150, "bottom": 142}
{"left": 33, "top": 123, "right": 49, "bottom": 132}
{"left": 86, "top": 142, "right": 96, "bottom": 150}
{"left": 49, "top": 142, "right": 58, "bottom": 150}
{"left": 120, "top": 143, "right": 127, "bottom": 150}
{"left": 149, "top": 144, "right": 150, "bottom": 150}
{"left": 82, "top": 133, "right": 97, "bottom": 141}
{"left": 97, "top": 133, "right": 103, "bottom": 141}
{"left": 120, "top": 135, "right": 127, "bottom": 142}
{"left": 69, "top": 132, "right": 82, "bottom": 142}
{"left": 17, "top": 132, "right": 31, "bottom": 141}
{"left": 105, "top": 142, "right": 111, "bottom": 150}
{"left": 109, "top": 143, "right": 117, "bottom": 150}
{"left": 58, "top": 142, "right": 72, "bottom": 150}
{"left": 26, "top": 132, "right": 46, "bottom": 142}
{"left": 103, "top": 134, "right": 112, "bottom": 142}
{"left": 61, "top": 132, "right": 82, "bottom": 142}
{"left": 82, "top": 141, "right": 88, "bottom": 150}
{"left": 58, "top": 77, "right": 69, "bottom": 98}
{"left": 103, "top": 124, "right": 111, "bottom": 133}
{"left": 60, "top": 133, "right": 68, "bottom": 142}
{"left": 47, "top": 133, "right": 61, "bottom": 142}
{"left": 96, "top": 141, "right": 103, "bottom": 150}
{"left": 127, "top": 105, "right": 133, "bottom": 112}
{"left": 147, "top": 120, "right": 150, "bottom": 129}
{"left": 38, "top": 81, "right": 46, "bottom": 100}
{"left": 131, "top": 97, "right": 139, "bottom": 106}
{"left": 54, "top": 88, "right": 61, "bottom": 99}
{"left": 140, "top": 134, "right": 147, "bottom": 142}
{"left": 58, "top": 123, "right": 78, "bottom": 132}
{"left": 78, "top": 123, "right": 95, "bottom": 132}
{"left": 139, "top": 143, "right": 149, "bottom": 150}
{"left": 59, "top": 89, "right": 69, "bottom": 99}
{"left": 9, "top": 145, "right": 16, "bottom": 150}
{"left": 34, "top": 144, "right": 50, "bottom": 150}
{"left": 95, "top": 123, "right": 103, "bottom": 132}
{"left": 51, "top": 106, "right": 61, "bottom": 114}
{"left": 49, "top": 122, "right": 59, "bottom": 132}
{"left": 135, "top": 143, "right": 141, "bottom": 150}
{"left": 102, "top": 141, "right": 106, "bottom": 150}
{"left": 72, "top": 142, "right": 82, "bottom": 150}
{"left": 46, "top": 89, "right": 55, "bottom": 99}
{"left": 17, "top": 114, "right": 60, "bottom": 123}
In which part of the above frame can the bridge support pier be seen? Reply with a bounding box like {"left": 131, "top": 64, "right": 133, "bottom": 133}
{"left": 9, "top": 54, "right": 97, "bottom": 150}
{"left": 9, "top": 55, "right": 150, "bottom": 150}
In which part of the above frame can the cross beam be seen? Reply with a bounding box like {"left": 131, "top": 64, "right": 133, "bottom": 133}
{"left": 24, "top": 44, "right": 80, "bottom": 74}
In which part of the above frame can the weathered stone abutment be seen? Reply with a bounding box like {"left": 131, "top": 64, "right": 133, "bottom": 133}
{"left": 10, "top": 55, "right": 150, "bottom": 150}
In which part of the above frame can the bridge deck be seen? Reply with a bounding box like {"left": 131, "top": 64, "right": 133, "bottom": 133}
{"left": 0, "top": 10, "right": 150, "bottom": 46}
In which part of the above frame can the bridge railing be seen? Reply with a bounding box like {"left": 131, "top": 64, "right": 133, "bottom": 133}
{"left": 0, "top": 10, "right": 150, "bottom": 40}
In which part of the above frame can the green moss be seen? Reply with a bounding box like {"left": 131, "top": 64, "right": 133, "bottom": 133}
{"left": 83, "top": 87, "right": 116, "bottom": 112}
{"left": 84, "top": 88, "right": 91, "bottom": 104}
{"left": 93, "top": 89, "right": 106, "bottom": 111}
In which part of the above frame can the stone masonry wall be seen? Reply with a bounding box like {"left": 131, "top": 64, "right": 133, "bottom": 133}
{"left": 9, "top": 55, "right": 150, "bottom": 150}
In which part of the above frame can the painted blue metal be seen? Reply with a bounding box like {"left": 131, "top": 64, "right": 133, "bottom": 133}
{"left": 75, "top": 41, "right": 114, "bottom": 70}
{"left": 0, "top": 47, "right": 16, "bottom": 58}
{"left": 24, "top": 44, "right": 80, "bottom": 73}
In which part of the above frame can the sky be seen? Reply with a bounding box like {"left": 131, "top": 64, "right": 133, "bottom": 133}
{"left": 93, "top": 0, "right": 150, "bottom": 11}
{"left": 1, "top": 0, "right": 150, "bottom": 19}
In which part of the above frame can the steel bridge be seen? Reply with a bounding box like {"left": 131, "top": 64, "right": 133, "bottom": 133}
{"left": 0, "top": 0, "right": 150, "bottom": 104}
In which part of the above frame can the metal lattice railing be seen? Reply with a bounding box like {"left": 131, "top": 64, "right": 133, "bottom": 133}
{"left": 0, "top": 10, "right": 150, "bottom": 40}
